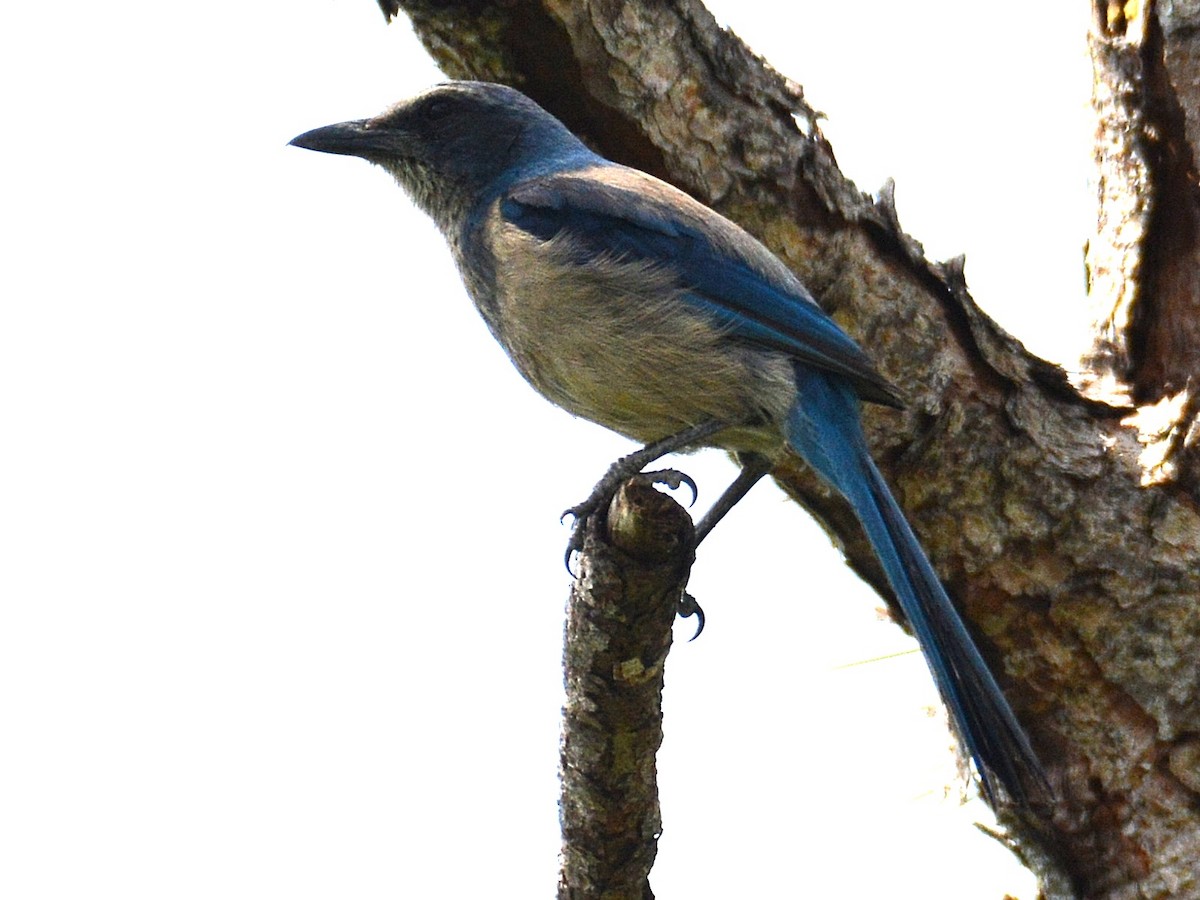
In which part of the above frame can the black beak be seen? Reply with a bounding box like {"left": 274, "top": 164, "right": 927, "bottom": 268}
{"left": 288, "top": 120, "right": 388, "bottom": 158}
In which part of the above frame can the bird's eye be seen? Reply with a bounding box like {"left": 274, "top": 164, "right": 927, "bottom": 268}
{"left": 422, "top": 98, "right": 451, "bottom": 121}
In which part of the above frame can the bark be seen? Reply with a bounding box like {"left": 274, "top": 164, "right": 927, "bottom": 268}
{"left": 559, "top": 480, "right": 694, "bottom": 900}
{"left": 1085, "top": 0, "right": 1200, "bottom": 409}
{"left": 377, "top": 0, "right": 1200, "bottom": 895}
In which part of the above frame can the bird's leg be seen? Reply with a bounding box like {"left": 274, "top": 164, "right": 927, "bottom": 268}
{"left": 693, "top": 452, "right": 773, "bottom": 544}
{"left": 672, "top": 453, "right": 773, "bottom": 640}
{"left": 562, "top": 419, "right": 726, "bottom": 563}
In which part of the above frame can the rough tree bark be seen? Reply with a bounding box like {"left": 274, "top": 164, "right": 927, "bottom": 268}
{"left": 1085, "top": 0, "right": 1200, "bottom": 413}
{"left": 376, "top": 1, "right": 1200, "bottom": 896}
{"left": 559, "top": 480, "right": 693, "bottom": 899}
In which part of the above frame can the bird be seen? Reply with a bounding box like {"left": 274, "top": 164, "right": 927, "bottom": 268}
{"left": 289, "top": 80, "right": 1046, "bottom": 805}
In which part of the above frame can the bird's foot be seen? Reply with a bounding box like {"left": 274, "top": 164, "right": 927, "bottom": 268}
{"left": 562, "top": 467, "right": 697, "bottom": 568}
{"left": 558, "top": 420, "right": 723, "bottom": 570}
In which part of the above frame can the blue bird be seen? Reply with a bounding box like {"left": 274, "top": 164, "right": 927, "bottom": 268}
{"left": 290, "top": 81, "right": 1045, "bottom": 804}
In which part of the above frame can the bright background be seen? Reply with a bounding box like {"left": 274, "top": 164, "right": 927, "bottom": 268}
{"left": 2, "top": 3, "right": 1091, "bottom": 897}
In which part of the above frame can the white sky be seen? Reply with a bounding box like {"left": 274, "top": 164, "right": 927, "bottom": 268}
{"left": 2, "top": 2, "right": 1092, "bottom": 896}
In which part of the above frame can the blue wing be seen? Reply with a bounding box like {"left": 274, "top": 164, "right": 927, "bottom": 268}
{"left": 501, "top": 163, "right": 902, "bottom": 407}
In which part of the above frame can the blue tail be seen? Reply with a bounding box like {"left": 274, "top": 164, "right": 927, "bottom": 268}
{"left": 787, "top": 367, "right": 1043, "bottom": 804}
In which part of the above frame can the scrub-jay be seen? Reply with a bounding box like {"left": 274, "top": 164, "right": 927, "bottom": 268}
{"left": 290, "top": 81, "right": 1044, "bottom": 804}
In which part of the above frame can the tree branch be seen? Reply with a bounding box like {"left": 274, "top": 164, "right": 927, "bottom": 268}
{"left": 559, "top": 480, "right": 693, "bottom": 900}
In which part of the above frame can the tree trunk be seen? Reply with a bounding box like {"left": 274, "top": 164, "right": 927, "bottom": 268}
{"left": 378, "top": 0, "right": 1200, "bottom": 895}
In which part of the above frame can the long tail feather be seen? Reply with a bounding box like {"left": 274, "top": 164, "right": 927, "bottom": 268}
{"left": 787, "top": 369, "right": 1045, "bottom": 805}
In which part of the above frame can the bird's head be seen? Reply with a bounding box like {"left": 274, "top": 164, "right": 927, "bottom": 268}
{"left": 289, "top": 81, "right": 591, "bottom": 232}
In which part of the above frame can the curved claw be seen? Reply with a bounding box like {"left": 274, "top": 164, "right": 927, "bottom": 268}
{"left": 563, "top": 518, "right": 585, "bottom": 574}
{"left": 678, "top": 591, "right": 706, "bottom": 640}
{"left": 561, "top": 502, "right": 598, "bottom": 575}
{"left": 646, "top": 468, "right": 698, "bottom": 507}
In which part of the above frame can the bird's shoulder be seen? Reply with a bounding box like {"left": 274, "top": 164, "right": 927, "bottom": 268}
{"left": 505, "top": 164, "right": 692, "bottom": 233}
{"left": 503, "top": 164, "right": 757, "bottom": 257}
